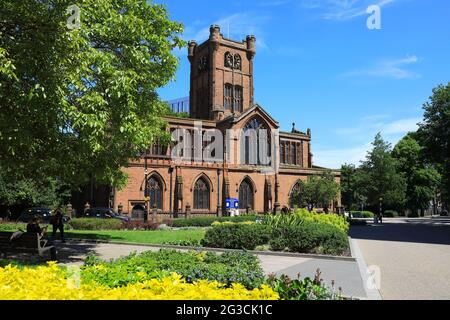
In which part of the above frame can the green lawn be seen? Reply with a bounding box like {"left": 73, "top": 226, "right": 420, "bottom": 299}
{"left": 64, "top": 228, "right": 206, "bottom": 245}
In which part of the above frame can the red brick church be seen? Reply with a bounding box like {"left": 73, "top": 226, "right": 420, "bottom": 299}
{"left": 111, "top": 25, "right": 340, "bottom": 218}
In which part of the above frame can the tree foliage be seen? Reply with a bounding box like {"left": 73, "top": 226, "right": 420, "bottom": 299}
{"left": 417, "top": 83, "right": 450, "bottom": 206}
{"left": 355, "top": 133, "right": 407, "bottom": 209}
{"left": 291, "top": 170, "right": 340, "bottom": 212}
{"left": 392, "top": 134, "right": 441, "bottom": 213}
{"left": 0, "top": 0, "right": 184, "bottom": 189}
{"left": 0, "top": 166, "right": 71, "bottom": 212}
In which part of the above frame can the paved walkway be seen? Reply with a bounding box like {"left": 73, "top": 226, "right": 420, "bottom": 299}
{"left": 56, "top": 242, "right": 367, "bottom": 299}
{"left": 350, "top": 217, "right": 450, "bottom": 300}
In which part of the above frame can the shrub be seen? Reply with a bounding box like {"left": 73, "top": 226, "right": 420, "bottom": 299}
{"left": 264, "top": 209, "right": 349, "bottom": 234}
{"left": 121, "top": 221, "right": 160, "bottom": 230}
{"left": 383, "top": 210, "right": 398, "bottom": 218}
{"left": 0, "top": 222, "right": 26, "bottom": 232}
{"left": 266, "top": 270, "right": 342, "bottom": 300}
{"left": 69, "top": 218, "right": 123, "bottom": 230}
{"left": 82, "top": 249, "right": 265, "bottom": 289}
{"left": 270, "top": 221, "right": 349, "bottom": 255}
{"left": 201, "top": 223, "right": 271, "bottom": 250}
{"left": 171, "top": 215, "right": 259, "bottom": 227}
{"left": 0, "top": 262, "right": 277, "bottom": 300}
{"left": 350, "top": 211, "right": 375, "bottom": 218}
{"left": 162, "top": 239, "right": 202, "bottom": 247}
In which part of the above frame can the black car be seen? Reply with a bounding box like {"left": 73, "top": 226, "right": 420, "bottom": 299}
{"left": 82, "top": 207, "right": 130, "bottom": 222}
{"left": 440, "top": 210, "right": 449, "bottom": 217}
{"left": 17, "top": 207, "right": 71, "bottom": 224}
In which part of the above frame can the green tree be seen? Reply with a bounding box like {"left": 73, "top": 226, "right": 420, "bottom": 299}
{"left": 293, "top": 170, "right": 340, "bottom": 213}
{"left": 417, "top": 83, "right": 450, "bottom": 207}
{"left": 393, "top": 133, "right": 441, "bottom": 215}
{"left": 340, "top": 164, "right": 357, "bottom": 210}
{"left": 0, "top": 0, "right": 184, "bottom": 188}
{"left": 0, "top": 166, "right": 71, "bottom": 215}
{"left": 357, "top": 133, "right": 406, "bottom": 209}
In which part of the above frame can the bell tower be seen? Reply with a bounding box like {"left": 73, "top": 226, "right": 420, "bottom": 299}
{"left": 188, "top": 25, "right": 256, "bottom": 121}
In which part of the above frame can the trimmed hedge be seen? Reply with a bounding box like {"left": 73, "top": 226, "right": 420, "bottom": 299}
{"left": 202, "top": 221, "right": 349, "bottom": 255}
{"left": 383, "top": 210, "right": 398, "bottom": 218}
{"left": 201, "top": 223, "right": 271, "bottom": 250}
{"left": 172, "top": 215, "right": 259, "bottom": 228}
{"left": 69, "top": 218, "right": 123, "bottom": 230}
{"left": 270, "top": 222, "right": 349, "bottom": 255}
{"left": 350, "top": 211, "right": 374, "bottom": 218}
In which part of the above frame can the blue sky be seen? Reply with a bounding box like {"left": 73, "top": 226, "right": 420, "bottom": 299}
{"left": 156, "top": 0, "right": 450, "bottom": 169}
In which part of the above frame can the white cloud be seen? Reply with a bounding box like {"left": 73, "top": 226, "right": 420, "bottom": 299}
{"left": 341, "top": 55, "right": 421, "bottom": 79}
{"left": 314, "top": 143, "right": 370, "bottom": 169}
{"left": 301, "top": 0, "right": 396, "bottom": 21}
{"left": 382, "top": 118, "right": 420, "bottom": 134}
{"left": 318, "top": 115, "right": 421, "bottom": 168}
{"left": 335, "top": 115, "right": 421, "bottom": 137}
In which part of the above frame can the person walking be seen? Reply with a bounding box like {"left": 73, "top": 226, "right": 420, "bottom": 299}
{"left": 51, "top": 208, "right": 65, "bottom": 243}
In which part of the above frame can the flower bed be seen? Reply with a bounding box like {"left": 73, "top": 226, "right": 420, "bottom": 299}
{"left": 0, "top": 262, "right": 277, "bottom": 300}
{"left": 82, "top": 249, "right": 265, "bottom": 289}
{"left": 0, "top": 249, "right": 342, "bottom": 300}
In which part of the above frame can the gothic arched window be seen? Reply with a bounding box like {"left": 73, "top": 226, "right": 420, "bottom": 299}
{"left": 148, "top": 176, "right": 163, "bottom": 210}
{"left": 194, "top": 178, "right": 210, "bottom": 210}
{"left": 224, "top": 83, "right": 233, "bottom": 110}
{"left": 239, "top": 178, "right": 254, "bottom": 210}
{"left": 289, "top": 180, "right": 302, "bottom": 208}
{"left": 224, "top": 52, "right": 242, "bottom": 70}
{"left": 241, "top": 117, "right": 271, "bottom": 166}
{"left": 234, "top": 86, "right": 243, "bottom": 112}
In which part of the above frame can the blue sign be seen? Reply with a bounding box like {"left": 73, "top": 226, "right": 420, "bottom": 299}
{"left": 226, "top": 198, "right": 239, "bottom": 209}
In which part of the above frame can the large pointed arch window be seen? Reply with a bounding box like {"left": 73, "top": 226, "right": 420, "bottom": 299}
{"left": 148, "top": 176, "right": 163, "bottom": 210}
{"left": 289, "top": 180, "right": 302, "bottom": 208}
{"left": 194, "top": 178, "right": 210, "bottom": 210}
{"left": 241, "top": 117, "right": 271, "bottom": 166}
{"left": 239, "top": 178, "right": 254, "bottom": 210}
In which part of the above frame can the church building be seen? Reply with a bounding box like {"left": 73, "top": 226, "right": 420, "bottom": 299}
{"left": 113, "top": 25, "right": 341, "bottom": 217}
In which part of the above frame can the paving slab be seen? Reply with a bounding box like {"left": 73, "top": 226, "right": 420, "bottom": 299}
{"left": 350, "top": 218, "right": 450, "bottom": 300}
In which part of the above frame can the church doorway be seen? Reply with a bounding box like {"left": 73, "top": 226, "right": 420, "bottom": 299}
{"left": 131, "top": 204, "right": 145, "bottom": 220}
{"left": 239, "top": 178, "right": 254, "bottom": 211}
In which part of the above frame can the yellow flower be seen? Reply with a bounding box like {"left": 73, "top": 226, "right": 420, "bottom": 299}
{"left": 0, "top": 264, "right": 279, "bottom": 300}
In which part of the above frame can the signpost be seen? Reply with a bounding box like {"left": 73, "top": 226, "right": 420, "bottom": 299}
{"left": 225, "top": 198, "right": 239, "bottom": 216}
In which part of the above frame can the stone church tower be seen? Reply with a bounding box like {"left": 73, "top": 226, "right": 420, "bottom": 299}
{"left": 187, "top": 25, "right": 256, "bottom": 121}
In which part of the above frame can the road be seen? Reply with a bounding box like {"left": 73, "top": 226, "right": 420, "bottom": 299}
{"left": 350, "top": 217, "right": 450, "bottom": 300}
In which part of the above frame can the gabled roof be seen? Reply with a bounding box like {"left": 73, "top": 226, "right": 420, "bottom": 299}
{"left": 219, "top": 104, "right": 279, "bottom": 128}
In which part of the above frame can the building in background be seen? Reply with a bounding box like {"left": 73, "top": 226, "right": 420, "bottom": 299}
{"left": 109, "top": 25, "right": 341, "bottom": 218}
{"left": 168, "top": 97, "right": 189, "bottom": 114}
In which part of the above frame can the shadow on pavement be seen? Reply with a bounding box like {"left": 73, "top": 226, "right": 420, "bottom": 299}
{"left": 0, "top": 241, "right": 98, "bottom": 265}
{"left": 349, "top": 218, "right": 450, "bottom": 246}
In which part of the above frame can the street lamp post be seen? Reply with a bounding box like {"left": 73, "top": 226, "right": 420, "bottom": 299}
{"left": 144, "top": 156, "right": 149, "bottom": 222}
{"left": 379, "top": 197, "right": 383, "bottom": 224}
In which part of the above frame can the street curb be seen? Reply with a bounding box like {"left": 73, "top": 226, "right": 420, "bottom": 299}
{"left": 64, "top": 237, "right": 356, "bottom": 261}
{"left": 349, "top": 237, "right": 383, "bottom": 300}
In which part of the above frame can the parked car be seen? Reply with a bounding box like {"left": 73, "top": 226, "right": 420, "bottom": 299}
{"left": 440, "top": 210, "right": 449, "bottom": 217}
{"left": 17, "top": 207, "right": 71, "bottom": 224}
{"left": 82, "top": 207, "right": 130, "bottom": 222}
